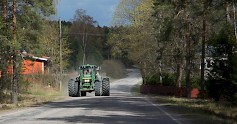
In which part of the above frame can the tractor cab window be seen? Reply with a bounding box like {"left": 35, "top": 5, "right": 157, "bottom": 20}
{"left": 84, "top": 67, "right": 92, "bottom": 75}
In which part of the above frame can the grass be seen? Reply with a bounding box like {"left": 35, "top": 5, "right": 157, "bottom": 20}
{"left": 131, "top": 81, "right": 142, "bottom": 96}
{"left": 131, "top": 82, "right": 237, "bottom": 124}
{"left": 150, "top": 96, "right": 237, "bottom": 124}
{"left": 0, "top": 83, "right": 65, "bottom": 112}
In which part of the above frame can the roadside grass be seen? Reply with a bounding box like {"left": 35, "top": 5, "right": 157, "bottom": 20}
{"left": 131, "top": 82, "right": 237, "bottom": 124}
{"left": 131, "top": 81, "right": 142, "bottom": 96}
{"left": 154, "top": 96, "right": 237, "bottom": 124}
{"left": 0, "top": 83, "right": 64, "bottom": 111}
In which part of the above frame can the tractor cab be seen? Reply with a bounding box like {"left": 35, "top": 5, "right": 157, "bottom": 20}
{"left": 79, "top": 64, "right": 97, "bottom": 91}
{"left": 79, "top": 64, "right": 96, "bottom": 76}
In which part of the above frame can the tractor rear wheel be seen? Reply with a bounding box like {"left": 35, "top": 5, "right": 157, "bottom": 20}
{"left": 102, "top": 78, "right": 110, "bottom": 96}
{"left": 68, "top": 79, "right": 79, "bottom": 97}
{"left": 95, "top": 81, "right": 102, "bottom": 96}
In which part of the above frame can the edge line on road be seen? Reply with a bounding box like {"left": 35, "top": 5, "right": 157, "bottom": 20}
{"left": 144, "top": 97, "right": 183, "bottom": 124}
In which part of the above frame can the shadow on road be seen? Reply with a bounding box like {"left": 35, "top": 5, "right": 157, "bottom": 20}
{"left": 37, "top": 96, "right": 177, "bottom": 124}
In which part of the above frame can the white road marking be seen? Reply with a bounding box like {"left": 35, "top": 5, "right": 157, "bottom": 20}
{"left": 145, "top": 98, "right": 183, "bottom": 124}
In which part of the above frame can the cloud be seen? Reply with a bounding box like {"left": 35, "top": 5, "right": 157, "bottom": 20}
{"left": 57, "top": 0, "right": 121, "bottom": 26}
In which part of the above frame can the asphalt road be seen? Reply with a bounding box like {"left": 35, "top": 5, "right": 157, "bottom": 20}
{"left": 0, "top": 69, "right": 191, "bottom": 124}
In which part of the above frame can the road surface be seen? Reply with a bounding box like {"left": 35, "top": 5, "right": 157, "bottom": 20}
{"left": 0, "top": 69, "right": 191, "bottom": 124}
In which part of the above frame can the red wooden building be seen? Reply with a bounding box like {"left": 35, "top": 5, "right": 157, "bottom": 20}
{"left": 0, "top": 53, "right": 50, "bottom": 77}
{"left": 21, "top": 56, "right": 50, "bottom": 75}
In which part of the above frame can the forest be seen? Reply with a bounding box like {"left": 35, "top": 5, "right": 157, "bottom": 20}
{"left": 0, "top": 0, "right": 237, "bottom": 106}
{"left": 109, "top": 0, "right": 237, "bottom": 104}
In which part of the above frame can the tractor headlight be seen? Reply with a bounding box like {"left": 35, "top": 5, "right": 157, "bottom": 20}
{"left": 84, "top": 79, "right": 90, "bottom": 82}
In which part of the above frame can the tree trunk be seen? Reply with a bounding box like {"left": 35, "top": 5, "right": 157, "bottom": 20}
{"left": 176, "top": 63, "right": 183, "bottom": 97}
{"left": 12, "top": 0, "right": 18, "bottom": 104}
{"left": 13, "top": 0, "right": 16, "bottom": 40}
{"left": 184, "top": 1, "right": 191, "bottom": 98}
{"left": 185, "top": 46, "right": 191, "bottom": 98}
{"left": 226, "top": 3, "right": 232, "bottom": 24}
{"left": 143, "top": 62, "right": 147, "bottom": 84}
{"left": 2, "top": 0, "right": 8, "bottom": 27}
{"left": 176, "top": 63, "right": 183, "bottom": 88}
{"left": 201, "top": 0, "right": 208, "bottom": 99}
{"left": 159, "top": 59, "right": 163, "bottom": 84}
{"left": 233, "top": 1, "right": 237, "bottom": 42}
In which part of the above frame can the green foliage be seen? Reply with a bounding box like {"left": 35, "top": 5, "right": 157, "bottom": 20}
{"left": 19, "top": 79, "right": 31, "bottom": 94}
{"left": 206, "top": 26, "right": 237, "bottom": 104}
{"left": 190, "top": 75, "right": 201, "bottom": 88}
{"left": 67, "top": 9, "right": 110, "bottom": 68}
{"left": 162, "top": 73, "right": 176, "bottom": 86}
{"left": 146, "top": 73, "right": 176, "bottom": 86}
{"left": 110, "top": 0, "right": 157, "bottom": 82}
{"left": 0, "top": 0, "right": 60, "bottom": 103}
{"left": 86, "top": 48, "right": 104, "bottom": 65}
{"left": 146, "top": 73, "right": 160, "bottom": 85}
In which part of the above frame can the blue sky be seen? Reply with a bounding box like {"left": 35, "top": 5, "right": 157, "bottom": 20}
{"left": 56, "top": 0, "right": 121, "bottom": 26}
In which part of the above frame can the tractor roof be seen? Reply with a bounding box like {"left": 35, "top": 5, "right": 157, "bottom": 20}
{"left": 80, "top": 64, "right": 97, "bottom": 69}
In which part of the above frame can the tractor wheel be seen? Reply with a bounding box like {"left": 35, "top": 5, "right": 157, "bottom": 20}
{"left": 95, "top": 81, "right": 102, "bottom": 96}
{"left": 81, "top": 91, "right": 86, "bottom": 96}
{"left": 102, "top": 78, "right": 110, "bottom": 96}
{"left": 68, "top": 79, "right": 80, "bottom": 97}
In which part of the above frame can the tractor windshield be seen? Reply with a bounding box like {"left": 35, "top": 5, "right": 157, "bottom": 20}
{"left": 84, "top": 68, "right": 92, "bottom": 75}
{"left": 79, "top": 65, "right": 96, "bottom": 79}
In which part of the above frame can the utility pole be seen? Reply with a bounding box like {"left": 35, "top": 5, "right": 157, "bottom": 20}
{"left": 82, "top": 33, "right": 85, "bottom": 65}
{"left": 59, "top": 18, "right": 62, "bottom": 92}
{"left": 82, "top": 26, "right": 87, "bottom": 65}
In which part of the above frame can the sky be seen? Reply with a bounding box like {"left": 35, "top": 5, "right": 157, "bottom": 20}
{"left": 56, "top": 0, "right": 121, "bottom": 26}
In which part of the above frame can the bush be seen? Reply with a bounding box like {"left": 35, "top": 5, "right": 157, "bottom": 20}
{"left": 145, "top": 73, "right": 176, "bottom": 86}
{"left": 19, "top": 79, "right": 31, "bottom": 94}
{"left": 162, "top": 73, "right": 176, "bottom": 86}
{"left": 190, "top": 75, "right": 201, "bottom": 89}
{"left": 146, "top": 73, "right": 159, "bottom": 85}
{"left": 101, "top": 60, "right": 127, "bottom": 79}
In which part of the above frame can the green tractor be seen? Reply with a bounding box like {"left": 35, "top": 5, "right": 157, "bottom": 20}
{"left": 68, "top": 64, "right": 110, "bottom": 97}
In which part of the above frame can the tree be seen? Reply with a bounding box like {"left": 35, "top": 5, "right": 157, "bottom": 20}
{"left": 207, "top": 26, "right": 237, "bottom": 104}
{"left": 153, "top": 0, "right": 183, "bottom": 87}
{"left": 110, "top": 0, "right": 158, "bottom": 84}
{"left": 68, "top": 9, "right": 106, "bottom": 68}
{"left": 112, "top": 0, "right": 141, "bottom": 26}
{"left": 2, "top": 0, "right": 7, "bottom": 27}
{"left": 11, "top": 0, "right": 18, "bottom": 104}
{"left": 0, "top": 0, "right": 58, "bottom": 104}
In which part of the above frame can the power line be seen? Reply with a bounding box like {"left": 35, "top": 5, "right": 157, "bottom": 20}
{"left": 66, "top": 32, "right": 108, "bottom": 36}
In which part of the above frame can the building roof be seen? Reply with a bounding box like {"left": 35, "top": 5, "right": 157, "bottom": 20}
{"left": 21, "top": 51, "right": 50, "bottom": 62}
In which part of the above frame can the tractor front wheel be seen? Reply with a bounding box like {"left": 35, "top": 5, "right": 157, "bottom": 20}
{"left": 102, "top": 78, "right": 110, "bottom": 96}
{"left": 95, "top": 81, "right": 102, "bottom": 96}
{"left": 68, "top": 79, "right": 80, "bottom": 97}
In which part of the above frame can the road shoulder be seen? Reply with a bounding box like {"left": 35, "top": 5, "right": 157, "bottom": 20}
{"left": 141, "top": 95, "right": 236, "bottom": 124}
